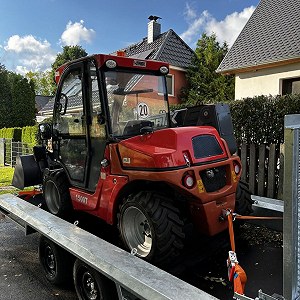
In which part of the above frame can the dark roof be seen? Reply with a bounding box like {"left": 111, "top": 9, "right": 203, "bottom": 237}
{"left": 35, "top": 95, "right": 52, "bottom": 112}
{"left": 117, "top": 29, "right": 195, "bottom": 69}
{"left": 217, "top": 0, "right": 300, "bottom": 73}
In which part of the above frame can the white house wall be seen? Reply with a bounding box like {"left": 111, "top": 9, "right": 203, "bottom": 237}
{"left": 235, "top": 62, "right": 300, "bottom": 99}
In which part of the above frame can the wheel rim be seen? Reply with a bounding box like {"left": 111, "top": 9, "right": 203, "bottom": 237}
{"left": 44, "top": 245, "right": 56, "bottom": 277}
{"left": 80, "top": 270, "right": 99, "bottom": 300}
{"left": 121, "top": 206, "right": 153, "bottom": 257}
{"left": 45, "top": 180, "right": 60, "bottom": 214}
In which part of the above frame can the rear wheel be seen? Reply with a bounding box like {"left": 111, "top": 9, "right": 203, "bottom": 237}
{"left": 235, "top": 180, "right": 254, "bottom": 215}
{"left": 118, "top": 191, "right": 185, "bottom": 265}
{"left": 43, "top": 170, "right": 72, "bottom": 218}
{"left": 39, "top": 236, "right": 73, "bottom": 285}
{"left": 73, "top": 259, "right": 117, "bottom": 300}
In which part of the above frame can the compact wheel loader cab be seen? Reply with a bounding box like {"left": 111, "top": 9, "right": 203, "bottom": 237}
{"left": 13, "top": 53, "right": 251, "bottom": 266}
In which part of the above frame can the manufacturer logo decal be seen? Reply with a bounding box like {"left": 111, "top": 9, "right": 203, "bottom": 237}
{"left": 133, "top": 60, "right": 146, "bottom": 67}
{"left": 75, "top": 194, "right": 88, "bottom": 204}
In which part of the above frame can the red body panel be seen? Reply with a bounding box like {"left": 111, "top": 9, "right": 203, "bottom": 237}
{"left": 68, "top": 127, "right": 241, "bottom": 236}
{"left": 55, "top": 54, "right": 169, "bottom": 84}
{"left": 118, "top": 126, "right": 228, "bottom": 168}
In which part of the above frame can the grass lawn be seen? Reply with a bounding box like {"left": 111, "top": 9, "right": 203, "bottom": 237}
{"left": 0, "top": 166, "right": 17, "bottom": 195}
{"left": 0, "top": 166, "right": 14, "bottom": 186}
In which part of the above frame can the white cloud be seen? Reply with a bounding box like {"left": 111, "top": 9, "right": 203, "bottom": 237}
{"left": 3, "top": 35, "right": 56, "bottom": 74}
{"left": 180, "top": 5, "right": 256, "bottom": 48}
{"left": 60, "top": 20, "right": 95, "bottom": 46}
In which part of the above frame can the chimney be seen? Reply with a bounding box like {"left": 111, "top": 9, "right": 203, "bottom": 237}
{"left": 148, "top": 16, "right": 161, "bottom": 43}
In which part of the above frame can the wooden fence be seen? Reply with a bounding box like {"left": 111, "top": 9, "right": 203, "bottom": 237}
{"left": 238, "top": 143, "right": 284, "bottom": 200}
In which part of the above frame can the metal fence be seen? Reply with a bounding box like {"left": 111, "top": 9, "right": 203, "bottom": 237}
{"left": 0, "top": 139, "right": 32, "bottom": 167}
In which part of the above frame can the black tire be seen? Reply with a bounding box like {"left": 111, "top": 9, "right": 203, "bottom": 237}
{"left": 235, "top": 180, "right": 254, "bottom": 215}
{"left": 39, "top": 235, "right": 74, "bottom": 286}
{"left": 43, "top": 170, "right": 72, "bottom": 218}
{"left": 118, "top": 191, "right": 185, "bottom": 266}
{"left": 73, "top": 259, "right": 118, "bottom": 300}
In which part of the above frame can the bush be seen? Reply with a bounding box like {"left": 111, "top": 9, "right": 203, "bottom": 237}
{"left": 21, "top": 125, "right": 38, "bottom": 148}
{"left": 0, "top": 127, "right": 22, "bottom": 141}
{"left": 230, "top": 94, "right": 300, "bottom": 145}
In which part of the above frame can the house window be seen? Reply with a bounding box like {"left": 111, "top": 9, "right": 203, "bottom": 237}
{"left": 159, "top": 74, "right": 174, "bottom": 96}
{"left": 282, "top": 77, "right": 300, "bottom": 95}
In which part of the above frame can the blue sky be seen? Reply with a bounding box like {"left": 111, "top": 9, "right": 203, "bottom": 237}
{"left": 0, "top": 0, "right": 259, "bottom": 74}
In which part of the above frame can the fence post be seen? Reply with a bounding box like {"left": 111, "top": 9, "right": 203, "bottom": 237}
{"left": 283, "top": 114, "right": 300, "bottom": 299}
{"left": 249, "top": 144, "right": 257, "bottom": 194}
{"left": 240, "top": 144, "right": 248, "bottom": 182}
{"left": 257, "top": 144, "right": 266, "bottom": 196}
{"left": 0, "top": 138, "right": 4, "bottom": 166}
{"left": 267, "top": 144, "right": 277, "bottom": 198}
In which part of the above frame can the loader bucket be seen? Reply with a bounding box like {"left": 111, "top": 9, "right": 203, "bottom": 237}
{"left": 12, "top": 154, "right": 42, "bottom": 189}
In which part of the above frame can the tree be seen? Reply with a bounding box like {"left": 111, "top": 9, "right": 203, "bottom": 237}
{"left": 0, "top": 64, "right": 35, "bottom": 128}
{"left": 51, "top": 45, "right": 88, "bottom": 71}
{"left": 8, "top": 72, "right": 36, "bottom": 127}
{"left": 0, "top": 64, "right": 12, "bottom": 128}
{"left": 26, "top": 70, "right": 56, "bottom": 96}
{"left": 182, "top": 33, "right": 234, "bottom": 105}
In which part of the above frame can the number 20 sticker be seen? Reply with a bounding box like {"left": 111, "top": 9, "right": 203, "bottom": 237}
{"left": 137, "top": 103, "right": 149, "bottom": 119}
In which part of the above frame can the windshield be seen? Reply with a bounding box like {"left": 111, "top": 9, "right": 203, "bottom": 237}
{"left": 104, "top": 70, "right": 169, "bottom": 137}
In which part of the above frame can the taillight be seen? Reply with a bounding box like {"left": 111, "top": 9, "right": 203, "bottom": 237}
{"left": 233, "top": 161, "right": 241, "bottom": 175}
{"left": 182, "top": 174, "right": 195, "bottom": 189}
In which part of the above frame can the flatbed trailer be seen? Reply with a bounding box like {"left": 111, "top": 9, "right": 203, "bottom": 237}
{"left": 0, "top": 192, "right": 217, "bottom": 300}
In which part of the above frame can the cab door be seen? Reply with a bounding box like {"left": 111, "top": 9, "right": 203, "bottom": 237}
{"left": 53, "top": 61, "right": 106, "bottom": 192}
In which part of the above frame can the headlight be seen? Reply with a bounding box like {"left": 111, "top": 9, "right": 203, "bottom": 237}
{"left": 106, "top": 59, "right": 117, "bottom": 69}
{"left": 160, "top": 66, "right": 169, "bottom": 74}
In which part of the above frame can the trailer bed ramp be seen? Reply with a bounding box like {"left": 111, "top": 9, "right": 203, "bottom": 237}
{"left": 0, "top": 193, "right": 217, "bottom": 300}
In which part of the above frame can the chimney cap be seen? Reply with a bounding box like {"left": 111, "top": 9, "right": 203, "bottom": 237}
{"left": 148, "top": 15, "right": 161, "bottom": 22}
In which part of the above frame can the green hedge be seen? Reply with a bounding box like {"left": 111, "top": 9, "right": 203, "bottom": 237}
{"left": 22, "top": 125, "right": 38, "bottom": 148}
{"left": 0, "top": 127, "right": 22, "bottom": 141}
{"left": 230, "top": 94, "right": 300, "bottom": 145}
{"left": 0, "top": 125, "right": 37, "bottom": 146}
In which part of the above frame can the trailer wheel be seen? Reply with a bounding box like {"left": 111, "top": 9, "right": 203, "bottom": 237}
{"left": 73, "top": 259, "right": 117, "bottom": 300}
{"left": 118, "top": 191, "right": 185, "bottom": 266}
{"left": 235, "top": 180, "right": 254, "bottom": 216}
{"left": 39, "top": 235, "right": 73, "bottom": 285}
{"left": 43, "top": 170, "right": 72, "bottom": 217}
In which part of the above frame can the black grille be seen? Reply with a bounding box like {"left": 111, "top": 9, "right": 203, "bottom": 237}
{"left": 200, "top": 166, "right": 227, "bottom": 192}
{"left": 192, "top": 135, "right": 223, "bottom": 159}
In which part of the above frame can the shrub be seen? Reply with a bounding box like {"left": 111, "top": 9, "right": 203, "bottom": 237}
{"left": 230, "top": 94, "right": 300, "bottom": 145}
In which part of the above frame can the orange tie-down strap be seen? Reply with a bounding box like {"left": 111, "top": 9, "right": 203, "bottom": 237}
{"left": 225, "top": 209, "right": 282, "bottom": 296}
{"left": 18, "top": 189, "right": 42, "bottom": 201}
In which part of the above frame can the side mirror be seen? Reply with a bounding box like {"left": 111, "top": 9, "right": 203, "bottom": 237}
{"left": 39, "top": 123, "right": 52, "bottom": 140}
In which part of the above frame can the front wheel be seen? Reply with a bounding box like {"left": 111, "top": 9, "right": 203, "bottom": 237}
{"left": 43, "top": 170, "right": 72, "bottom": 218}
{"left": 118, "top": 191, "right": 185, "bottom": 266}
{"left": 73, "top": 259, "right": 117, "bottom": 300}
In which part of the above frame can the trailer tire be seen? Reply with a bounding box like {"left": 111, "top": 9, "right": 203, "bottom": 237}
{"left": 39, "top": 235, "right": 73, "bottom": 286}
{"left": 43, "top": 170, "right": 72, "bottom": 218}
{"left": 235, "top": 180, "right": 254, "bottom": 216}
{"left": 118, "top": 191, "right": 185, "bottom": 266}
{"left": 73, "top": 259, "right": 117, "bottom": 300}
